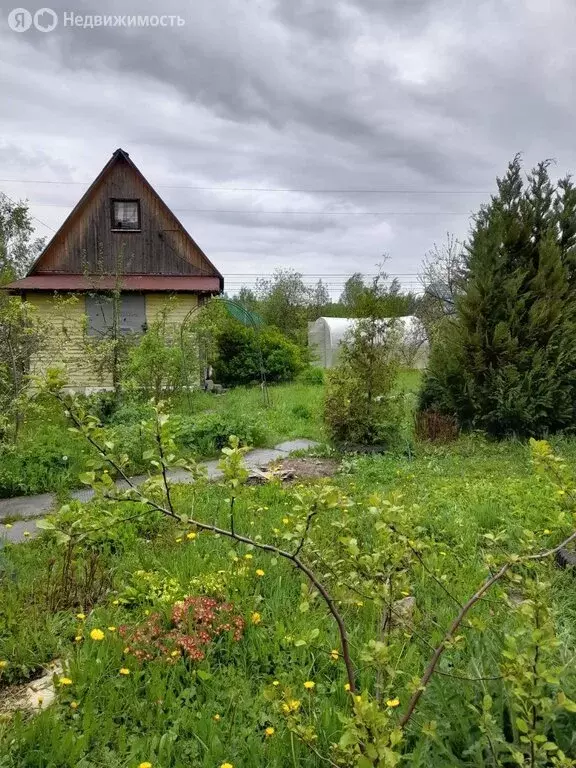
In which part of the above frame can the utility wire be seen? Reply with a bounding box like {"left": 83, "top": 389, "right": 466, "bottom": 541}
{"left": 0, "top": 191, "right": 56, "bottom": 233}
{"left": 0, "top": 178, "right": 491, "bottom": 194}
{"left": 18, "top": 202, "right": 475, "bottom": 216}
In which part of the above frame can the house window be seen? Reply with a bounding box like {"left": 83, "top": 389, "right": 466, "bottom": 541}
{"left": 85, "top": 294, "right": 146, "bottom": 336}
{"left": 111, "top": 199, "right": 140, "bottom": 230}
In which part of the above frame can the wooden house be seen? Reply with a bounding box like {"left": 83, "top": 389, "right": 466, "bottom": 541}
{"left": 4, "top": 148, "right": 223, "bottom": 391}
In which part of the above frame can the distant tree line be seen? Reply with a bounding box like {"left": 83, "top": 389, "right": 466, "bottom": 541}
{"left": 227, "top": 265, "right": 419, "bottom": 346}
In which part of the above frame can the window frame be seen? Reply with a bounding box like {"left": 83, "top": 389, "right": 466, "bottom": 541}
{"left": 110, "top": 198, "right": 141, "bottom": 232}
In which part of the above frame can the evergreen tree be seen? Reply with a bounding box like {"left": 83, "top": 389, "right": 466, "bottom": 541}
{"left": 420, "top": 156, "right": 576, "bottom": 438}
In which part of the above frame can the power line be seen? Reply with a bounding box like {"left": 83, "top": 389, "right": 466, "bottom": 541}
{"left": 0, "top": 191, "right": 56, "bottom": 233}
{"left": 0, "top": 178, "right": 491, "bottom": 194}
{"left": 22, "top": 202, "right": 474, "bottom": 216}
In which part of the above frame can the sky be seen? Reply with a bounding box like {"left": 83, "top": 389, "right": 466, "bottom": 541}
{"left": 2, "top": 0, "right": 576, "bottom": 298}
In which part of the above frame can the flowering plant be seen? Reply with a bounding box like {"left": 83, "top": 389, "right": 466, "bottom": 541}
{"left": 119, "top": 596, "right": 245, "bottom": 663}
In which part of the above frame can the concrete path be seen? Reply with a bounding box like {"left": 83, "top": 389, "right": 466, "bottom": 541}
{"left": 0, "top": 439, "right": 319, "bottom": 545}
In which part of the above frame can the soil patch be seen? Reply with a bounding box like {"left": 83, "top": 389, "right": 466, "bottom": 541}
{"left": 247, "top": 457, "right": 339, "bottom": 484}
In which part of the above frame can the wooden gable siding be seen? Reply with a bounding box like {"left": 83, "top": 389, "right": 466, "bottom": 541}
{"left": 34, "top": 154, "right": 217, "bottom": 278}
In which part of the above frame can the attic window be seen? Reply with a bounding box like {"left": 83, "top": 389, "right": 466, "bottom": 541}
{"left": 111, "top": 199, "right": 140, "bottom": 230}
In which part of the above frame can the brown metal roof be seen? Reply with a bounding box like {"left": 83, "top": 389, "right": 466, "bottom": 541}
{"left": 3, "top": 274, "right": 221, "bottom": 293}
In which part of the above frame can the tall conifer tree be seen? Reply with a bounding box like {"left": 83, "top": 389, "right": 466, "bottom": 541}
{"left": 420, "top": 156, "right": 576, "bottom": 437}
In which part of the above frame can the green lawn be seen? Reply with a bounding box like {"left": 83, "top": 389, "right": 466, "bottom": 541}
{"left": 1, "top": 383, "right": 576, "bottom": 766}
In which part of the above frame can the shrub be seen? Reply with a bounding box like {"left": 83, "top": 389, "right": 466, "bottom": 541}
{"left": 124, "top": 309, "right": 190, "bottom": 400}
{"left": 324, "top": 316, "right": 404, "bottom": 448}
{"left": 213, "top": 321, "right": 303, "bottom": 386}
{"left": 119, "top": 596, "right": 245, "bottom": 663}
{"left": 0, "top": 423, "right": 88, "bottom": 497}
{"left": 297, "top": 366, "right": 325, "bottom": 385}
{"left": 176, "top": 411, "right": 267, "bottom": 454}
{"left": 291, "top": 403, "right": 312, "bottom": 420}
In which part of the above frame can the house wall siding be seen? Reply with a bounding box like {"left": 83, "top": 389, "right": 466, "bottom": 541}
{"left": 26, "top": 291, "right": 200, "bottom": 391}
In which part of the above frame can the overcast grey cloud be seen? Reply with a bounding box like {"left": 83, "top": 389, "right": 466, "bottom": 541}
{"left": 1, "top": 0, "right": 576, "bottom": 295}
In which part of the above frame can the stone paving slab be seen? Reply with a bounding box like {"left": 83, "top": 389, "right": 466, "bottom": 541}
{"left": 0, "top": 493, "right": 56, "bottom": 522}
{"left": 274, "top": 439, "right": 320, "bottom": 453}
{"left": 0, "top": 439, "right": 321, "bottom": 546}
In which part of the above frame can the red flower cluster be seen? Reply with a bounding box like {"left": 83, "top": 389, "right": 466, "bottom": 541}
{"left": 119, "top": 596, "right": 245, "bottom": 664}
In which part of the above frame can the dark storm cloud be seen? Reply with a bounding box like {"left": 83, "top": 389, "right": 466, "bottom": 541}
{"left": 2, "top": 0, "right": 576, "bottom": 294}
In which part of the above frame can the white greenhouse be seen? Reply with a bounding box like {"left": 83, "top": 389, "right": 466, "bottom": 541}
{"left": 308, "top": 316, "right": 428, "bottom": 369}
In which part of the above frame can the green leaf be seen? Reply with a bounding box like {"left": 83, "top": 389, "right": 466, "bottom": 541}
{"left": 561, "top": 697, "right": 576, "bottom": 713}
{"left": 79, "top": 471, "right": 95, "bottom": 485}
{"left": 515, "top": 717, "right": 529, "bottom": 733}
{"left": 35, "top": 519, "right": 55, "bottom": 530}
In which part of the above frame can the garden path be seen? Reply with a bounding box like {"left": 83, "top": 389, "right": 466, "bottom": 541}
{"left": 0, "top": 439, "right": 319, "bottom": 545}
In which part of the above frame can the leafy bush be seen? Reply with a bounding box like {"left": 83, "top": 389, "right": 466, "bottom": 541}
{"left": 324, "top": 317, "right": 405, "bottom": 448}
{"left": 0, "top": 423, "right": 88, "bottom": 497}
{"left": 291, "top": 403, "right": 312, "bottom": 420}
{"left": 107, "top": 399, "right": 155, "bottom": 426}
{"left": 213, "top": 321, "right": 303, "bottom": 386}
{"left": 124, "top": 309, "right": 191, "bottom": 400}
{"left": 176, "top": 411, "right": 267, "bottom": 454}
{"left": 296, "top": 366, "right": 325, "bottom": 385}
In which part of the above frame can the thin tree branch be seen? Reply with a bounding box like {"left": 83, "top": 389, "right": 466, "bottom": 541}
{"left": 399, "top": 563, "right": 511, "bottom": 728}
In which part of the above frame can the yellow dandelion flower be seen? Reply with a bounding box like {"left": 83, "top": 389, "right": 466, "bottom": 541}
{"left": 186, "top": 532, "right": 197, "bottom": 540}
{"left": 59, "top": 677, "right": 73, "bottom": 686}
{"left": 23, "top": 531, "right": 30, "bottom": 537}
{"left": 255, "top": 569, "right": 265, "bottom": 577}
{"left": 123, "top": 647, "right": 130, "bottom": 654}
{"left": 344, "top": 683, "right": 351, "bottom": 691}
{"left": 90, "top": 628, "right": 105, "bottom": 641}
{"left": 386, "top": 697, "right": 400, "bottom": 708}
{"left": 282, "top": 517, "right": 289, "bottom": 524}
{"left": 76, "top": 613, "right": 86, "bottom": 620}
{"left": 4, "top": 524, "right": 12, "bottom": 529}
{"left": 70, "top": 701, "right": 78, "bottom": 709}
{"left": 112, "top": 599, "right": 120, "bottom": 605}
{"left": 175, "top": 538, "right": 183, "bottom": 543}
{"left": 251, "top": 612, "right": 262, "bottom": 625}
{"left": 282, "top": 699, "right": 301, "bottom": 713}
{"left": 220, "top": 763, "right": 233, "bottom": 768}
{"left": 138, "top": 763, "right": 153, "bottom": 768}
{"left": 0, "top": 661, "right": 8, "bottom": 669}
{"left": 330, "top": 649, "right": 339, "bottom": 660}
{"left": 272, "top": 680, "right": 280, "bottom": 686}
{"left": 213, "top": 713, "right": 221, "bottom": 721}
{"left": 119, "top": 668, "right": 130, "bottom": 676}
{"left": 304, "top": 680, "right": 315, "bottom": 690}
{"left": 74, "top": 635, "right": 83, "bottom": 642}
{"left": 543, "top": 529, "right": 551, "bottom": 535}
{"left": 265, "top": 726, "right": 275, "bottom": 736}
{"left": 108, "top": 626, "right": 116, "bottom": 632}
{"left": 244, "top": 553, "right": 253, "bottom": 560}
{"left": 170, "top": 650, "right": 180, "bottom": 657}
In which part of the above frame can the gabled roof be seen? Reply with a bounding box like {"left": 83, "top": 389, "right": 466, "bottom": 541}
{"left": 6, "top": 148, "right": 223, "bottom": 293}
